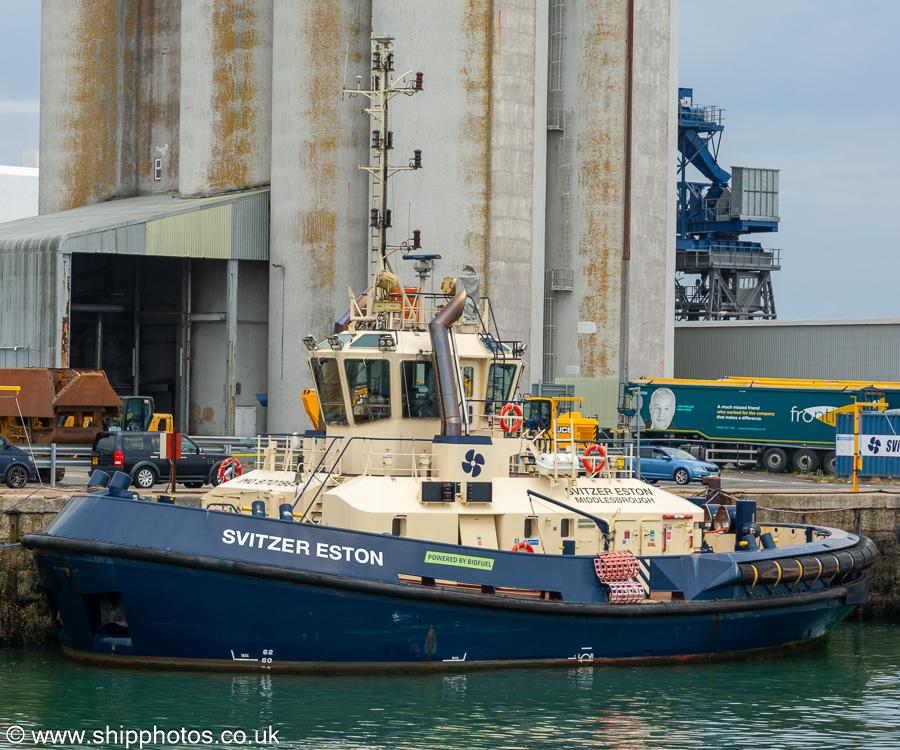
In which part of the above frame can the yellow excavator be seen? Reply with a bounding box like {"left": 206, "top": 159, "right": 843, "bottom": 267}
{"left": 522, "top": 396, "right": 598, "bottom": 446}
{"left": 108, "top": 396, "right": 174, "bottom": 433}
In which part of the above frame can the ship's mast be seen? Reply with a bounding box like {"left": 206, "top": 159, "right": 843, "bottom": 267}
{"left": 343, "top": 35, "right": 424, "bottom": 325}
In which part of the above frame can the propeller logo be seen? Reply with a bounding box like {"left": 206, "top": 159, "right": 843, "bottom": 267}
{"left": 462, "top": 450, "right": 485, "bottom": 478}
{"left": 869, "top": 437, "right": 881, "bottom": 454}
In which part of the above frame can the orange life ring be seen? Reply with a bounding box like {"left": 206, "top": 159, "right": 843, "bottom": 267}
{"left": 511, "top": 540, "right": 535, "bottom": 553}
{"left": 499, "top": 402, "right": 523, "bottom": 433}
{"left": 582, "top": 444, "right": 607, "bottom": 473}
{"left": 217, "top": 457, "right": 243, "bottom": 483}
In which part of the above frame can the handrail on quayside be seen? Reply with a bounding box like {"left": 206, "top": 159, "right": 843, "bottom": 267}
{"left": 526, "top": 489, "right": 612, "bottom": 551}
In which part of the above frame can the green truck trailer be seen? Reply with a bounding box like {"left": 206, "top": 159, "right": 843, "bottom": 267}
{"left": 620, "top": 377, "right": 900, "bottom": 474}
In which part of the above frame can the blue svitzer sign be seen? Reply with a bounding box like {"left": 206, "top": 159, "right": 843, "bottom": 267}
{"left": 836, "top": 434, "right": 900, "bottom": 457}
{"left": 835, "top": 412, "right": 900, "bottom": 476}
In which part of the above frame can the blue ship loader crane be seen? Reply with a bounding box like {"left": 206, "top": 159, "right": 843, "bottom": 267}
{"left": 676, "top": 88, "right": 781, "bottom": 320}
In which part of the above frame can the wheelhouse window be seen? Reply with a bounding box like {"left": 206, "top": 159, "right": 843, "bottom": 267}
{"left": 400, "top": 361, "right": 439, "bottom": 419}
{"left": 486, "top": 363, "right": 517, "bottom": 413}
{"left": 311, "top": 358, "right": 348, "bottom": 426}
{"left": 345, "top": 359, "right": 391, "bottom": 424}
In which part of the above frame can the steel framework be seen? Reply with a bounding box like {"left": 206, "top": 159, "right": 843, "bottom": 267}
{"left": 675, "top": 88, "right": 781, "bottom": 321}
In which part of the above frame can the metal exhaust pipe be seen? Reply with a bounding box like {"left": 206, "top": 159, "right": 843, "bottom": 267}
{"left": 429, "top": 290, "right": 466, "bottom": 436}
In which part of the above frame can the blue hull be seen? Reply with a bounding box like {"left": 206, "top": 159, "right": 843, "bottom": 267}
{"left": 23, "top": 493, "right": 870, "bottom": 670}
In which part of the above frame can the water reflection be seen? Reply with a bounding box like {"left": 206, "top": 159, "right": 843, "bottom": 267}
{"left": 1, "top": 622, "right": 899, "bottom": 750}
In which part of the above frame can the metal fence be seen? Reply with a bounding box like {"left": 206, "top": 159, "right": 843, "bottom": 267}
{"left": 23, "top": 435, "right": 286, "bottom": 487}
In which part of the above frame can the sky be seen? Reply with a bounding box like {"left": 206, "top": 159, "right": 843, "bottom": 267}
{"left": 0, "top": 2, "right": 897, "bottom": 320}
{"left": 0, "top": 1, "right": 39, "bottom": 166}
{"left": 679, "top": 1, "right": 900, "bottom": 320}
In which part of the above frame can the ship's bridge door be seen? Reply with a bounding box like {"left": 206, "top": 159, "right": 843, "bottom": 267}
{"left": 400, "top": 360, "right": 439, "bottom": 420}
{"left": 486, "top": 362, "right": 518, "bottom": 414}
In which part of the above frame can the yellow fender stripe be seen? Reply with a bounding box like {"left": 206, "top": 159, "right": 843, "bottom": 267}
{"left": 772, "top": 560, "right": 783, "bottom": 588}
{"left": 790, "top": 559, "right": 803, "bottom": 591}
{"left": 828, "top": 554, "right": 841, "bottom": 583}
{"left": 810, "top": 557, "right": 823, "bottom": 587}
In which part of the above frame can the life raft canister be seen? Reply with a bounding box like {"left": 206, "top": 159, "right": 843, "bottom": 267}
{"left": 582, "top": 443, "right": 607, "bottom": 473}
{"left": 217, "top": 456, "right": 243, "bottom": 483}
{"left": 511, "top": 540, "right": 535, "bottom": 553}
{"left": 499, "top": 402, "right": 523, "bottom": 433}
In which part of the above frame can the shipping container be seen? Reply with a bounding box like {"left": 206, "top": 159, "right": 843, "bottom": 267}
{"left": 622, "top": 377, "right": 900, "bottom": 475}
{"left": 835, "top": 411, "right": 900, "bottom": 478}
{"left": 727, "top": 167, "right": 779, "bottom": 221}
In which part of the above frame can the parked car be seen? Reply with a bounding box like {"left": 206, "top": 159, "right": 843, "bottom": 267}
{"left": 90, "top": 431, "right": 233, "bottom": 490}
{"left": 0, "top": 434, "right": 38, "bottom": 489}
{"left": 629, "top": 446, "right": 720, "bottom": 486}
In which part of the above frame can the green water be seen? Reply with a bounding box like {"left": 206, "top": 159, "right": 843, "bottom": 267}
{"left": 1, "top": 621, "right": 898, "bottom": 750}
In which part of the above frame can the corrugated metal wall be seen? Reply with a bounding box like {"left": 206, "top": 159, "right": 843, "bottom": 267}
{"left": 0, "top": 243, "right": 65, "bottom": 367}
{"left": 61, "top": 225, "right": 147, "bottom": 256}
{"left": 57, "top": 191, "right": 269, "bottom": 260}
{"left": 675, "top": 321, "right": 900, "bottom": 381}
{"left": 230, "top": 190, "right": 270, "bottom": 260}
{"left": 146, "top": 206, "right": 232, "bottom": 258}
{"left": 555, "top": 377, "right": 620, "bottom": 428}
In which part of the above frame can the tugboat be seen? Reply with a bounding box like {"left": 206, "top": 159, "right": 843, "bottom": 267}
{"left": 23, "top": 36, "right": 876, "bottom": 670}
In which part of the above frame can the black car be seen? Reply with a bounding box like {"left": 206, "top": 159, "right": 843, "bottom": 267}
{"left": 0, "top": 434, "right": 38, "bottom": 489}
{"left": 91, "top": 431, "right": 232, "bottom": 490}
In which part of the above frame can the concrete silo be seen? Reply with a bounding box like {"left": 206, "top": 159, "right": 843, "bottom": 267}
{"left": 544, "top": 0, "right": 676, "bottom": 395}
{"left": 179, "top": 0, "right": 273, "bottom": 197}
{"left": 39, "top": 0, "right": 182, "bottom": 212}
{"left": 266, "top": 0, "right": 373, "bottom": 431}
{"left": 368, "top": 1, "right": 544, "bottom": 384}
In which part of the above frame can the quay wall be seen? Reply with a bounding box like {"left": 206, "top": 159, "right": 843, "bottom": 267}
{"left": 0, "top": 495, "right": 67, "bottom": 646}
{"left": 1, "top": 491, "right": 897, "bottom": 646}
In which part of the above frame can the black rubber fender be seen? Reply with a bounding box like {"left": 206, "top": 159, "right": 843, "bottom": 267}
{"left": 738, "top": 535, "right": 878, "bottom": 586}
